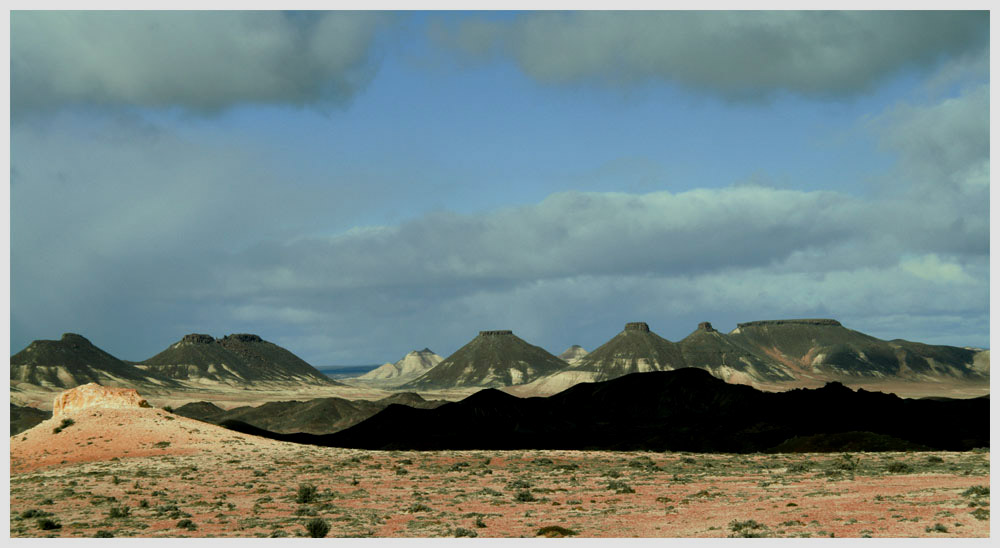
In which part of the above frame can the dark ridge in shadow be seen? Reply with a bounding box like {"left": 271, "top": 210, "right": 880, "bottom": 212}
{"left": 221, "top": 367, "right": 989, "bottom": 453}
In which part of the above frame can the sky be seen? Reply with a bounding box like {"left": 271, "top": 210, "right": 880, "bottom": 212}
{"left": 8, "top": 10, "right": 991, "bottom": 365}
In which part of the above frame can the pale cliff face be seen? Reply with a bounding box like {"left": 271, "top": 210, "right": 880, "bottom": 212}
{"left": 53, "top": 382, "right": 149, "bottom": 416}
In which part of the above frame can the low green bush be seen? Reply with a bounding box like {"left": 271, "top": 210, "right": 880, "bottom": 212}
{"left": 305, "top": 518, "right": 330, "bottom": 538}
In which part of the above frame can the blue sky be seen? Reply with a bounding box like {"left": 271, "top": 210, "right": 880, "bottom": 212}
{"left": 9, "top": 11, "right": 990, "bottom": 364}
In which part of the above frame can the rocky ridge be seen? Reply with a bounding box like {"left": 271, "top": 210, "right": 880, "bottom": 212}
{"left": 136, "top": 333, "right": 338, "bottom": 387}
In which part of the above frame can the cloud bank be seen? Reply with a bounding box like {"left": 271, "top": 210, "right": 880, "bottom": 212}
{"left": 431, "top": 11, "right": 988, "bottom": 99}
{"left": 11, "top": 11, "right": 388, "bottom": 113}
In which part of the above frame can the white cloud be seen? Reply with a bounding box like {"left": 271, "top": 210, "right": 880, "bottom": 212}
{"left": 430, "top": 11, "right": 988, "bottom": 100}
{"left": 900, "top": 254, "right": 975, "bottom": 285}
{"left": 11, "top": 11, "right": 389, "bottom": 114}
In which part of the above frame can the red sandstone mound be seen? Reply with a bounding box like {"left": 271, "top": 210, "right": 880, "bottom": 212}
{"left": 10, "top": 383, "right": 282, "bottom": 473}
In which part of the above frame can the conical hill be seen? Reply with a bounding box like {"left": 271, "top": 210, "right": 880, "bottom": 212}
{"left": 10, "top": 333, "right": 177, "bottom": 390}
{"left": 137, "top": 333, "right": 339, "bottom": 386}
{"left": 572, "top": 322, "right": 687, "bottom": 381}
{"left": 401, "top": 331, "right": 568, "bottom": 389}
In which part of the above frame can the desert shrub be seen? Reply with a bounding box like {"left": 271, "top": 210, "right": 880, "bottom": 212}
{"left": 729, "top": 519, "right": 769, "bottom": 538}
{"left": 787, "top": 462, "right": 811, "bottom": 473}
{"left": 52, "top": 418, "right": 75, "bottom": 434}
{"left": 176, "top": 519, "right": 197, "bottom": 531}
{"left": 155, "top": 504, "right": 190, "bottom": 519}
{"left": 454, "top": 527, "right": 478, "bottom": 537}
{"left": 20, "top": 509, "right": 50, "bottom": 519}
{"left": 962, "top": 485, "right": 990, "bottom": 498}
{"left": 475, "top": 516, "right": 487, "bottom": 528}
{"left": 269, "top": 529, "right": 289, "bottom": 538}
{"left": 925, "top": 523, "right": 948, "bottom": 533}
{"left": 296, "top": 483, "right": 318, "bottom": 504}
{"left": 394, "top": 467, "right": 408, "bottom": 475}
{"left": 163, "top": 406, "right": 174, "bottom": 413}
{"left": 37, "top": 518, "right": 61, "bottom": 530}
{"left": 153, "top": 441, "right": 171, "bottom": 449}
{"left": 536, "top": 525, "right": 577, "bottom": 537}
{"left": 515, "top": 491, "right": 537, "bottom": 502}
{"left": 926, "top": 456, "right": 944, "bottom": 464}
{"left": 886, "top": 461, "right": 913, "bottom": 474}
{"left": 448, "top": 462, "right": 470, "bottom": 471}
{"left": 971, "top": 508, "right": 989, "bottom": 521}
{"left": 629, "top": 456, "right": 659, "bottom": 470}
{"left": 607, "top": 481, "right": 635, "bottom": 494}
{"left": 108, "top": 506, "right": 131, "bottom": 519}
{"left": 408, "top": 503, "right": 433, "bottom": 513}
{"left": 507, "top": 478, "right": 532, "bottom": 490}
{"left": 295, "top": 506, "right": 317, "bottom": 516}
{"left": 305, "top": 518, "right": 330, "bottom": 538}
{"left": 139, "top": 499, "right": 149, "bottom": 508}
{"left": 833, "top": 453, "right": 859, "bottom": 471}
{"left": 94, "top": 530, "right": 114, "bottom": 538}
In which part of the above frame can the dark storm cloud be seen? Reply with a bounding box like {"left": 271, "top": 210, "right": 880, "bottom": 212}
{"left": 10, "top": 11, "right": 389, "bottom": 114}
{"left": 430, "top": 11, "right": 988, "bottom": 99}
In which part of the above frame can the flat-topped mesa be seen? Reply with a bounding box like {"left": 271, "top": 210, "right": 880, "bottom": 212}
{"left": 624, "top": 322, "right": 650, "bottom": 332}
{"left": 737, "top": 319, "right": 842, "bottom": 328}
{"left": 53, "top": 382, "right": 150, "bottom": 416}
{"left": 698, "top": 322, "right": 717, "bottom": 332}
{"left": 479, "top": 330, "right": 514, "bottom": 337}
{"left": 180, "top": 333, "right": 215, "bottom": 344}
{"left": 60, "top": 333, "right": 92, "bottom": 345}
{"left": 223, "top": 333, "right": 263, "bottom": 343}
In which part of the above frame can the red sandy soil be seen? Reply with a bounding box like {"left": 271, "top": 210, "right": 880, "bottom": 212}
{"left": 9, "top": 405, "right": 990, "bottom": 538}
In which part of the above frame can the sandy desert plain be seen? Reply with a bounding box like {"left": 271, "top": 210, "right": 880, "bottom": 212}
{"left": 8, "top": 378, "right": 992, "bottom": 539}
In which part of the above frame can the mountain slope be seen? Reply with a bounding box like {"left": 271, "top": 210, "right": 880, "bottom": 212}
{"left": 678, "top": 322, "right": 795, "bottom": 383}
{"left": 174, "top": 392, "right": 446, "bottom": 435}
{"left": 400, "top": 331, "right": 568, "bottom": 389}
{"left": 10, "top": 333, "right": 178, "bottom": 390}
{"left": 10, "top": 403, "right": 52, "bottom": 436}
